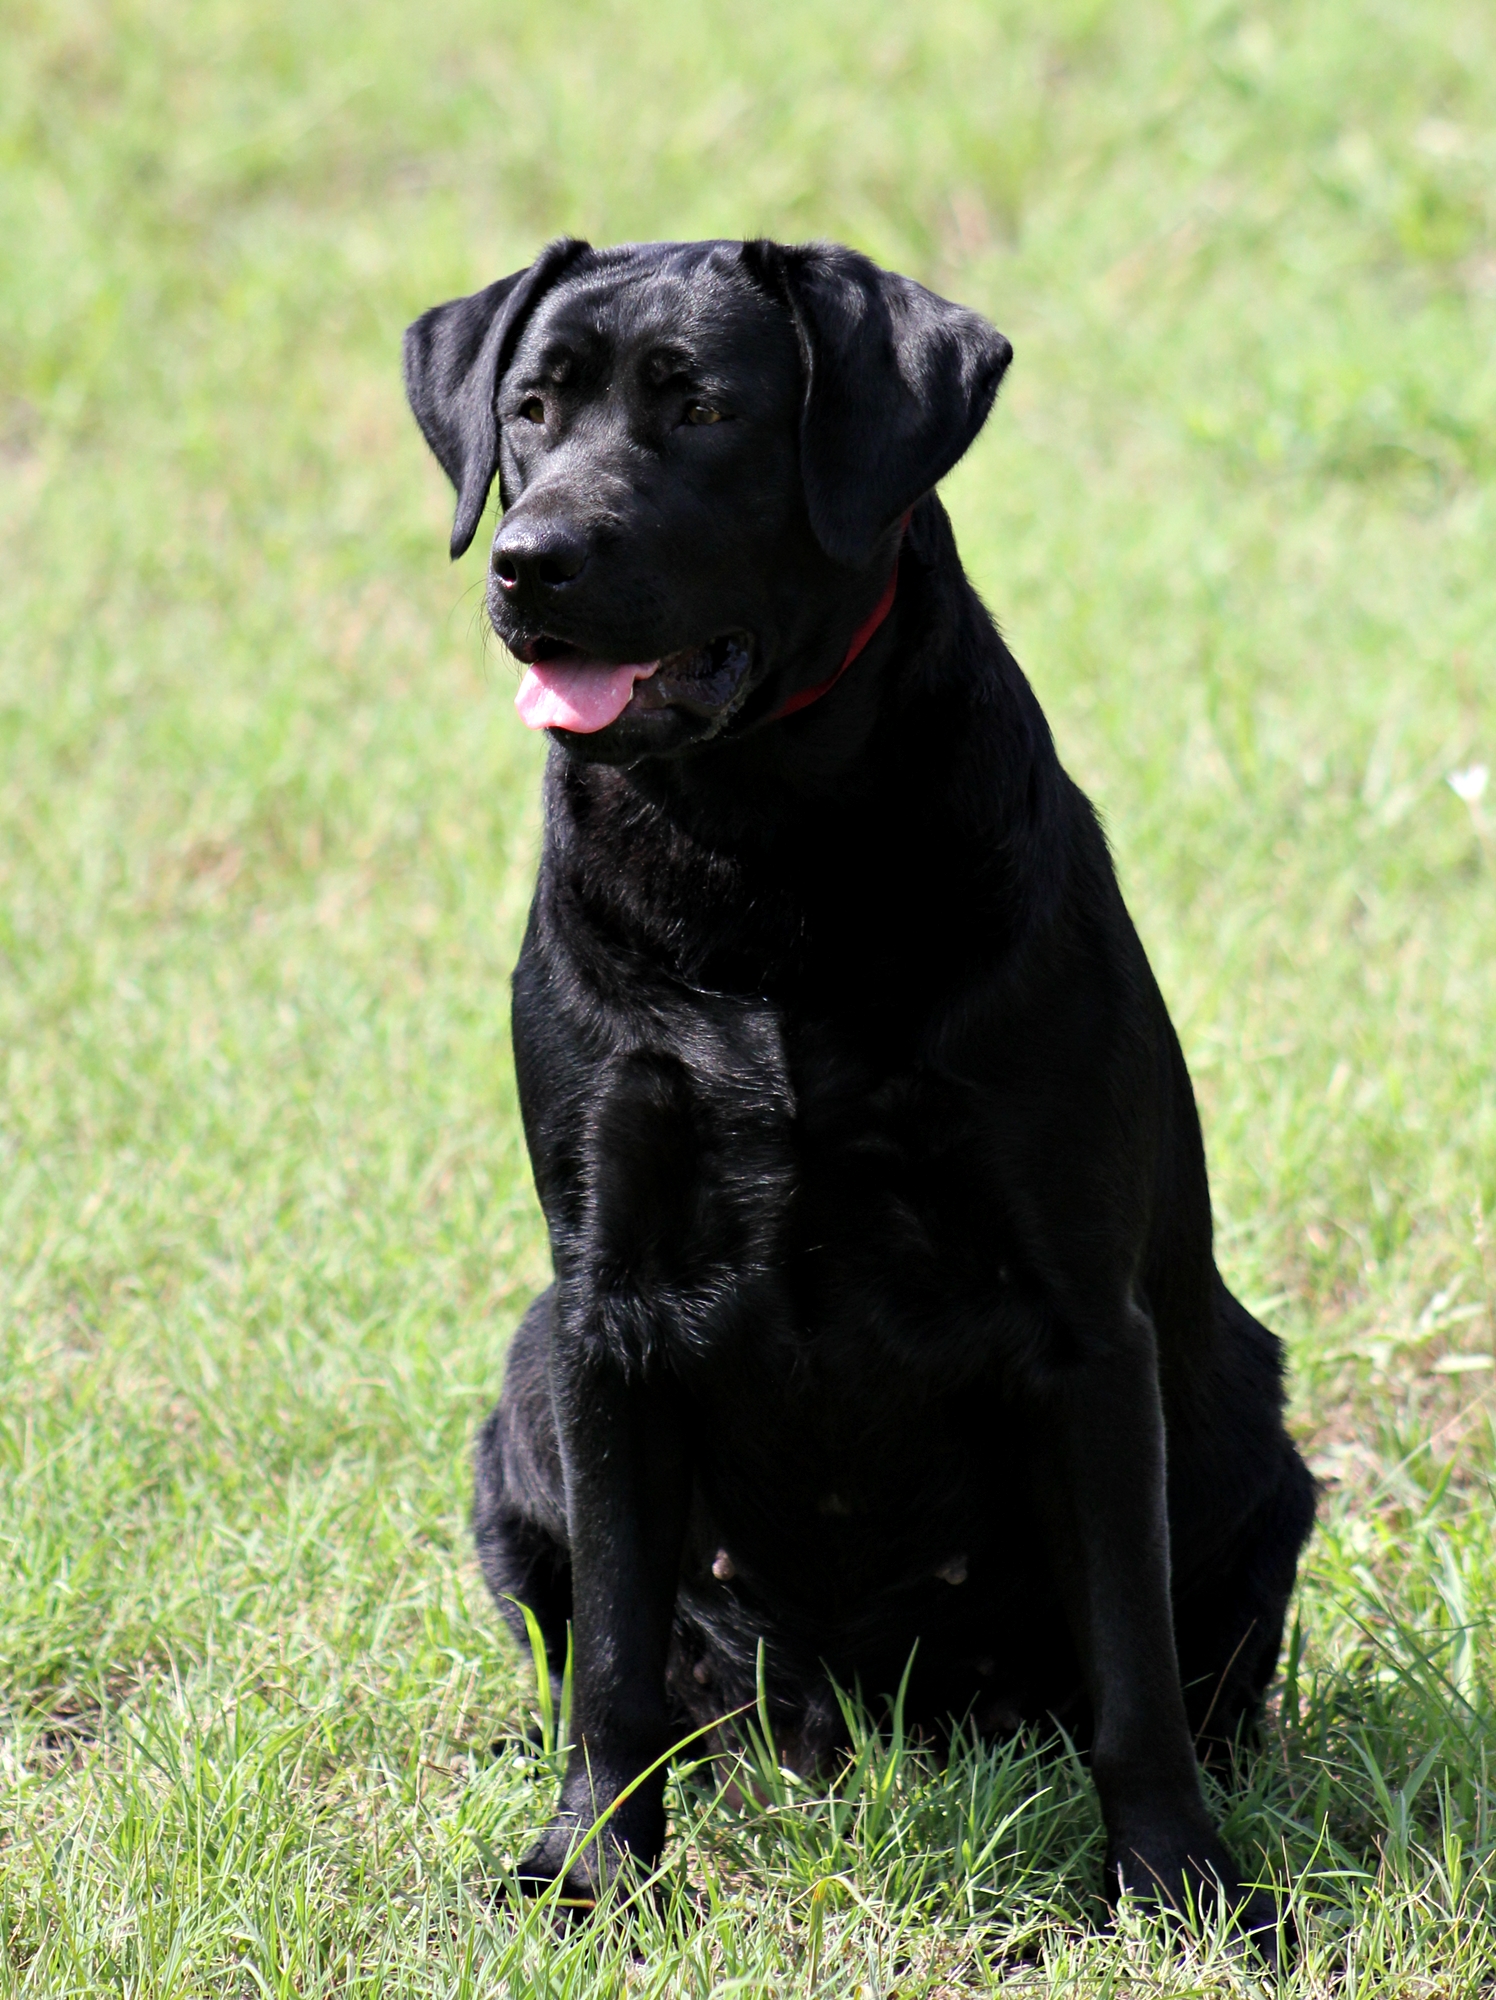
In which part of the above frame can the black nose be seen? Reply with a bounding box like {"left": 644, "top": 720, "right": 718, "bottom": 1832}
{"left": 490, "top": 518, "right": 590, "bottom": 596}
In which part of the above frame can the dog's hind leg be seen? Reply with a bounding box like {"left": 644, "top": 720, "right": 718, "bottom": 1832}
{"left": 473, "top": 1287, "right": 573, "bottom": 1692}
{"left": 1174, "top": 1444, "right": 1318, "bottom": 1761}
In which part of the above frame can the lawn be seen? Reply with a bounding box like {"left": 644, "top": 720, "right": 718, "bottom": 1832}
{"left": 2, "top": 0, "right": 1495, "bottom": 1990}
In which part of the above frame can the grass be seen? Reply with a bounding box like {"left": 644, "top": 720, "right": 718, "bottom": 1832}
{"left": 1, "top": 0, "right": 1494, "bottom": 1989}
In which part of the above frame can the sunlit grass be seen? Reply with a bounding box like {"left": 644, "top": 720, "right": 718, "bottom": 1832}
{"left": 2, "top": 0, "right": 1495, "bottom": 1990}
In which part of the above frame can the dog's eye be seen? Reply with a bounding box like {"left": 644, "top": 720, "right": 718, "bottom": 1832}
{"left": 683, "top": 402, "right": 723, "bottom": 426}
{"left": 518, "top": 397, "right": 545, "bottom": 424}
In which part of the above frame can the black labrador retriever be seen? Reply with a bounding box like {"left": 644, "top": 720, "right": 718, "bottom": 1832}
{"left": 403, "top": 237, "right": 1315, "bottom": 1939}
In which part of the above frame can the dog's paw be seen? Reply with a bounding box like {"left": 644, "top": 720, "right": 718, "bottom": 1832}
{"left": 510, "top": 1802, "right": 662, "bottom": 1915}
{"left": 512, "top": 1814, "right": 611, "bottom": 1910}
{"left": 1106, "top": 1828, "right": 1282, "bottom": 1965}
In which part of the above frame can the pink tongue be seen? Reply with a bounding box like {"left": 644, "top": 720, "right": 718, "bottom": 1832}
{"left": 514, "top": 657, "right": 659, "bottom": 733}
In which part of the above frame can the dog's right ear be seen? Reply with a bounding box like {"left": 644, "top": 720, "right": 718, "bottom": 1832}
{"left": 403, "top": 237, "right": 590, "bottom": 559}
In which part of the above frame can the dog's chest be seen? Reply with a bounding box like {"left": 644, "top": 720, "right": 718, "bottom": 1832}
{"left": 541, "top": 793, "right": 1035, "bottom": 1378}
{"left": 574, "top": 988, "right": 1030, "bottom": 1385}
{"left": 789, "top": 1043, "right": 1025, "bottom": 1353}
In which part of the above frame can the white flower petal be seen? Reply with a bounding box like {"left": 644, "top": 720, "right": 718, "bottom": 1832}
{"left": 1447, "top": 764, "right": 1489, "bottom": 804}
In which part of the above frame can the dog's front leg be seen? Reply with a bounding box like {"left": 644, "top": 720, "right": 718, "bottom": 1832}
{"left": 1031, "top": 1303, "right": 1277, "bottom": 1949}
{"left": 514, "top": 1330, "right": 688, "bottom": 1906}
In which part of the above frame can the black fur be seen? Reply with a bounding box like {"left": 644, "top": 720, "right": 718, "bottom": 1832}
{"left": 404, "top": 237, "right": 1315, "bottom": 1942}
{"left": 403, "top": 235, "right": 590, "bottom": 557}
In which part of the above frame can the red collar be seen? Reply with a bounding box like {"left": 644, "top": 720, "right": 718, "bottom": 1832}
{"left": 771, "top": 523, "right": 907, "bottom": 721}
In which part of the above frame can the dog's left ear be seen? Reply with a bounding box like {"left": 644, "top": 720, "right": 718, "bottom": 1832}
{"left": 403, "top": 237, "right": 591, "bottom": 558}
{"left": 742, "top": 240, "right": 1012, "bottom": 567}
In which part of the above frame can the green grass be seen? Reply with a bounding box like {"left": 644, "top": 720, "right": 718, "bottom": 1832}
{"left": 2, "top": 0, "right": 1495, "bottom": 1989}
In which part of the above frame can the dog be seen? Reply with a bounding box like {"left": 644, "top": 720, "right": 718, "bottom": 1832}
{"left": 403, "top": 236, "right": 1315, "bottom": 1942}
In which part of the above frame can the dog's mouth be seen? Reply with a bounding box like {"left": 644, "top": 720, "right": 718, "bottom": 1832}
{"left": 510, "top": 632, "right": 754, "bottom": 735}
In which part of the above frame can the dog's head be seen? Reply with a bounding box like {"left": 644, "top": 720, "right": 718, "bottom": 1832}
{"left": 404, "top": 238, "right": 1010, "bottom": 763}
